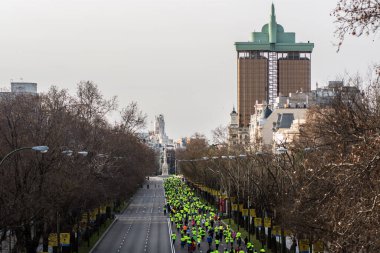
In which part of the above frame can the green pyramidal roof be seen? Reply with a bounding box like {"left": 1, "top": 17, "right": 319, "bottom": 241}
{"left": 235, "top": 4, "right": 314, "bottom": 52}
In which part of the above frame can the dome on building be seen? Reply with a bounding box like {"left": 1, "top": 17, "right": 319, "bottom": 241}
{"left": 261, "top": 23, "right": 284, "bottom": 33}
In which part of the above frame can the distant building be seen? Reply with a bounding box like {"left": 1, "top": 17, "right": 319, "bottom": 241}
{"left": 228, "top": 107, "right": 239, "bottom": 146}
{"left": 175, "top": 137, "right": 188, "bottom": 149}
{"left": 154, "top": 114, "right": 169, "bottom": 145}
{"left": 247, "top": 81, "right": 361, "bottom": 151}
{"left": 235, "top": 4, "right": 314, "bottom": 128}
{"left": 11, "top": 82, "right": 37, "bottom": 93}
{"left": 0, "top": 81, "right": 38, "bottom": 98}
{"left": 139, "top": 114, "right": 176, "bottom": 175}
{"left": 250, "top": 103, "right": 307, "bottom": 151}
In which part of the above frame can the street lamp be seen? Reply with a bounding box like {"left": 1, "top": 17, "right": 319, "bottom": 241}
{"left": 62, "top": 150, "right": 89, "bottom": 157}
{"left": 276, "top": 147, "right": 288, "bottom": 154}
{"left": 78, "top": 151, "right": 89, "bottom": 157}
{"left": 275, "top": 147, "right": 289, "bottom": 253}
{"left": 0, "top": 146, "right": 49, "bottom": 167}
{"left": 59, "top": 148, "right": 89, "bottom": 253}
{"left": 0, "top": 145, "right": 48, "bottom": 253}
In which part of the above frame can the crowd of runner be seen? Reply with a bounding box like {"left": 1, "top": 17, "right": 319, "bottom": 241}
{"left": 164, "top": 177, "right": 266, "bottom": 253}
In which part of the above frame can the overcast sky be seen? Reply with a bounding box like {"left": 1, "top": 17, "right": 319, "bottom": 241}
{"left": 0, "top": 0, "right": 378, "bottom": 141}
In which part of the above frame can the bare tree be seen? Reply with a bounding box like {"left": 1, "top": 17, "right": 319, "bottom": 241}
{"left": 333, "top": 0, "right": 380, "bottom": 48}
{"left": 74, "top": 81, "right": 118, "bottom": 122}
{"left": 118, "top": 101, "right": 147, "bottom": 134}
{"left": 211, "top": 125, "right": 228, "bottom": 147}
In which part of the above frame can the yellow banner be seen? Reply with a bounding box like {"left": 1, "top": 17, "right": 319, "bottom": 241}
{"left": 242, "top": 209, "right": 249, "bottom": 216}
{"left": 48, "top": 233, "right": 58, "bottom": 247}
{"left": 299, "top": 239, "right": 309, "bottom": 252}
{"left": 238, "top": 204, "right": 244, "bottom": 211}
{"left": 232, "top": 204, "right": 238, "bottom": 211}
{"left": 313, "top": 241, "right": 324, "bottom": 252}
{"left": 249, "top": 209, "right": 256, "bottom": 217}
{"left": 254, "top": 218, "right": 262, "bottom": 227}
{"left": 264, "top": 218, "right": 271, "bottom": 228}
{"left": 60, "top": 233, "right": 70, "bottom": 246}
{"left": 272, "top": 226, "right": 281, "bottom": 236}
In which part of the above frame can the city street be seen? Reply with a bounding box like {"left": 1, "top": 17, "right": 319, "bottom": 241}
{"left": 91, "top": 176, "right": 172, "bottom": 253}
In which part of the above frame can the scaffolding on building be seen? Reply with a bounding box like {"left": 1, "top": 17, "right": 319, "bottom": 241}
{"left": 268, "top": 52, "right": 278, "bottom": 105}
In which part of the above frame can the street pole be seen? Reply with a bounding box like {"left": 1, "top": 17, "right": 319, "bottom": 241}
{"left": 248, "top": 196, "right": 251, "bottom": 243}
{"left": 236, "top": 157, "right": 240, "bottom": 231}
{"left": 0, "top": 146, "right": 48, "bottom": 253}
{"left": 57, "top": 211, "right": 61, "bottom": 253}
{"left": 248, "top": 156, "right": 252, "bottom": 244}
{"left": 228, "top": 180, "right": 231, "bottom": 226}
{"left": 9, "top": 229, "right": 12, "bottom": 253}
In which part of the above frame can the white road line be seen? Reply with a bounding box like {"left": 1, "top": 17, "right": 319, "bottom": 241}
{"left": 167, "top": 218, "right": 175, "bottom": 253}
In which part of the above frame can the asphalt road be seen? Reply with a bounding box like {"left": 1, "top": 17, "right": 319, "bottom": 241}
{"left": 92, "top": 176, "right": 173, "bottom": 253}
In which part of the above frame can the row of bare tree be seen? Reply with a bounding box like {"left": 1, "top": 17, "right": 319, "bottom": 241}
{"left": 177, "top": 73, "right": 380, "bottom": 252}
{"left": 0, "top": 81, "right": 156, "bottom": 252}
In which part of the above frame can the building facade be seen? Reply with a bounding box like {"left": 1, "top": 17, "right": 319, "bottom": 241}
{"left": 0, "top": 82, "right": 38, "bottom": 98}
{"left": 154, "top": 114, "right": 169, "bottom": 145}
{"left": 235, "top": 4, "right": 314, "bottom": 128}
{"left": 248, "top": 81, "right": 360, "bottom": 151}
{"left": 11, "top": 82, "right": 37, "bottom": 93}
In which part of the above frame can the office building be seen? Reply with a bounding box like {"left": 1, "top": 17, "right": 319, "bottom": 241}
{"left": 235, "top": 4, "right": 314, "bottom": 127}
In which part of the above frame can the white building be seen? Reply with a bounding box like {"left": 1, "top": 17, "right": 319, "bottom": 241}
{"left": 230, "top": 81, "right": 359, "bottom": 150}
{"left": 249, "top": 103, "right": 307, "bottom": 151}
{"left": 228, "top": 107, "right": 250, "bottom": 147}
{"left": 0, "top": 81, "right": 38, "bottom": 98}
{"left": 139, "top": 114, "right": 175, "bottom": 175}
{"left": 11, "top": 82, "right": 37, "bottom": 93}
{"left": 154, "top": 114, "right": 169, "bottom": 145}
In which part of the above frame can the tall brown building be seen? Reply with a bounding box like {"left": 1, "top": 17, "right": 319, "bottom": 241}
{"left": 235, "top": 4, "right": 314, "bottom": 127}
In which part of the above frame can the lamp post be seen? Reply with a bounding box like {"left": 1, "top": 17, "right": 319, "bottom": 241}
{"left": 60, "top": 149, "right": 89, "bottom": 253}
{"left": 276, "top": 146, "right": 288, "bottom": 253}
{"left": 0, "top": 145, "right": 48, "bottom": 253}
{"left": 208, "top": 156, "right": 232, "bottom": 224}
{"left": 0, "top": 146, "right": 49, "bottom": 167}
{"left": 224, "top": 154, "right": 249, "bottom": 231}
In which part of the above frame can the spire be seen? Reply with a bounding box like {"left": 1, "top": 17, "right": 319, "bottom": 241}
{"left": 231, "top": 106, "right": 237, "bottom": 114}
{"left": 269, "top": 3, "right": 277, "bottom": 43}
